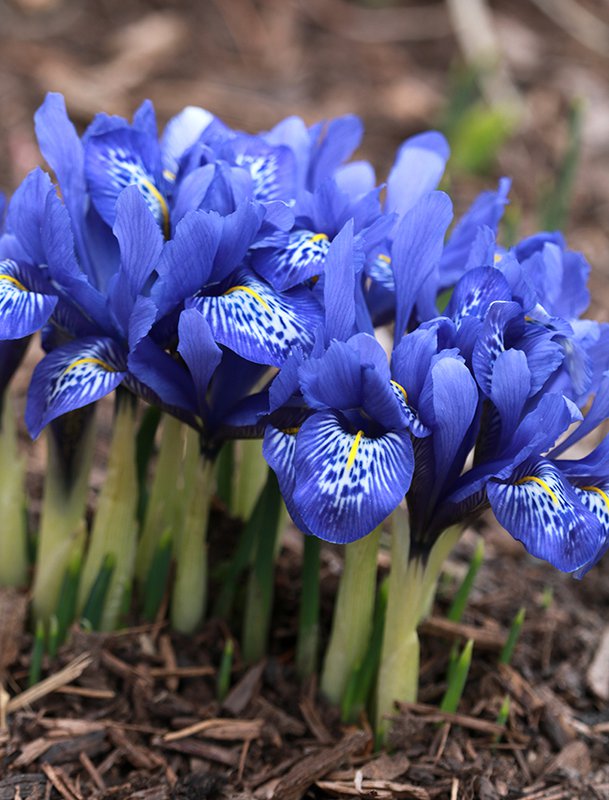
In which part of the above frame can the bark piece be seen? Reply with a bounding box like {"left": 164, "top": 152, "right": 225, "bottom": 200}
{"left": 271, "top": 730, "right": 370, "bottom": 800}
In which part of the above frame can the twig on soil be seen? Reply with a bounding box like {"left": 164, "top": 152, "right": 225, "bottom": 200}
{"left": 7, "top": 653, "right": 93, "bottom": 714}
{"left": 41, "top": 762, "right": 83, "bottom": 800}
{"left": 79, "top": 751, "right": 106, "bottom": 792}
{"left": 163, "top": 717, "right": 264, "bottom": 743}
{"left": 396, "top": 701, "right": 528, "bottom": 741}
{"left": 419, "top": 616, "right": 507, "bottom": 650}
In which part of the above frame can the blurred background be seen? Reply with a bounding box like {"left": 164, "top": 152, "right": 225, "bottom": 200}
{"left": 0, "top": 0, "right": 608, "bottom": 309}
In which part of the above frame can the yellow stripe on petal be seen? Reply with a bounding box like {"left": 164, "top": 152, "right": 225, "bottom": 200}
{"left": 282, "top": 427, "right": 300, "bottom": 435}
{"left": 390, "top": 379, "right": 408, "bottom": 404}
{"left": 63, "top": 357, "right": 116, "bottom": 375}
{"left": 378, "top": 254, "right": 391, "bottom": 264}
{"left": 581, "top": 485, "right": 609, "bottom": 512}
{"left": 345, "top": 429, "right": 364, "bottom": 474}
{"left": 223, "top": 285, "right": 271, "bottom": 311}
{"left": 142, "top": 179, "right": 170, "bottom": 239}
{"left": 515, "top": 475, "right": 559, "bottom": 506}
{"left": 309, "top": 233, "right": 329, "bottom": 243}
{"left": 0, "top": 273, "right": 28, "bottom": 292}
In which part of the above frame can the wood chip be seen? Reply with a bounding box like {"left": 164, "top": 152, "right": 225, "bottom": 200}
{"left": 316, "top": 778, "right": 430, "bottom": 799}
{"left": 542, "top": 740, "right": 591, "bottom": 779}
{"left": 148, "top": 666, "right": 214, "bottom": 679}
{"left": 163, "top": 717, "right": 264, "bottom": 743}
{"left": 419, "top": 616, "right": 506, "bottom": 650}
{"left": 158, "top": 635, "right": 179, "bottom": 692}
{"left": 272, "top": 730, "right": 370, "bottom": 800}
{"left": 299, "top": 695, "right": 333, "bottom": 745}
{"left": 107, "top": 727, "right": 157, "bottom": 771}
{"left": 222, "top": 661, "right": 265, "bottom": 716}
{"left": 586, "top": 625, "right": 609, "bottom": 700}
{"left": 56, "top": 686, "right": 115, "bottom": 700}
{"left": 154, "top": 735, "right": 240, "bottom": 766}
{"left": 7, "top": 653, "right": 93, "bottom": 713}
{"left": 0, "top": 589, "right": 27, "bottom": 671}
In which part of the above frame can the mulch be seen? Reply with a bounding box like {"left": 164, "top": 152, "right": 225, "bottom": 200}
{"left": 2, "top": 526, "right": 609, "bottom": 799}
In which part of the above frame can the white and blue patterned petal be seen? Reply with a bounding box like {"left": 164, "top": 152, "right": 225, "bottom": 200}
{"left": 292, "top": 410, "right": 413, "bottom": 543}
{"left": 488, "top": 459, "right": 605, "bottom": 573}
{"left": 389, "top": 379, "right": 430, "bottom": 438}
{"left": 189, "top": 270, "right": 323, "bottom": 368}
{"left": 231, "top": 140, "right": 296, "bottom": 203}
{"left": 366, "top": 252, "right": 395, "bottom": 293}
{"left": 25, "top": 337, "right": 127, "bottom": 438}
{"left": 263, "top": 424, "right": 311, "bottom": 534}
{"left": 252, "top": 230, "right": 331, "bottom": 291}
{"left": 0, "top": 259, "right": 57, "bottom": 340}
{"left": 572, "top": 483, "right": 609, "bottom": 573}
{"left": 85, "top": 129, "right": 169, "bottom": 236}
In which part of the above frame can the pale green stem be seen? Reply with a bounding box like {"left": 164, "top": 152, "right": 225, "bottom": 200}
{"left": 32, "top": 409, "right": 96, "bottom": 622}
{"left": 0, "top": 397, "right": 28, "bottom": 587}
{"left": 171, "top": 429, "right": 216, "bottom": 634}
{"left": 135, "top": 415, "right": 186, "bottom": 584}
{"left": 78, "top": 396, "right": 138, "bottom": 631}
{"left": 233, "top": 439, "right": 267, "bottom": 520}
{"left": 321, "top": 527, "right": 381, "bottom": 705}
{"left": 375, "top": 508, "right": 462, "bottom": 739}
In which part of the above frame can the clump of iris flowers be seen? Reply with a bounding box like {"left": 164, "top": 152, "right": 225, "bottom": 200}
{"left": 1, "top": 93, "right": 608, "bottom": 741}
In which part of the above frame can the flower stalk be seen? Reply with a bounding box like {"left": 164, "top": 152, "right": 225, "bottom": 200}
{"left": 375, "top": 508, "right": 462, "bottom": 739}
{"left": 170, "top": 428, "right": 215, "bottom": 633}
{"left": 77, "top": 392, "right": 138, "bottom": 631}
{"left": 296, "top": 534, "right": 321, "bottom": 679}
{"left": 136, "top": 414, "right": 186, "bottom": 584}
{"left": 321, "top": 526, "right": 381, "bottom": 705}
{"left": 32, "top": 407, "right": 96, "bottom": 622}
{"left": 0, "top": 396, "right": 28, "bottom": 587}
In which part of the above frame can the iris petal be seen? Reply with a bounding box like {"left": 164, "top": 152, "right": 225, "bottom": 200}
{"left": 0, "top": 259, "right": 57, "bottom": 340}
{"left": 488, "top": 458, "right": 604, "bottom": 572}
{"left": 263, "top": 424, "right": 311, "bottom": 534}
{"left": 292, "top": 410, "right": 413, "bottom": 543}
{"left": 85, "top": 128, "right": 168, "bottom": 235}
{"left": 189, "top": 270, "right": 323, "bottom": 367}
{"left": 252, "top": 229, "right": 330, "bottom": 291}
{"left": 26, "top": 337, "right": 126, "bottom": 438}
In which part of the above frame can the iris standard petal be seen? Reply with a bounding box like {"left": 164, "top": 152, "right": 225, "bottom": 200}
{"left": 26, "top": 337, "right": 126, "bottom": 438}
{"left": 113, "top": 185, "right": 164, "bottom": 297}
{"left": 190, "top": 270, "right": 323, "bottom": 368}
{"left": 0, "top": 259, "right": 58, "bottom": 339}
{"left": 488, "top": 458, "right": 605, "bottom": 573}
{"left": 386, "top": 130, "right": 450, "bottom": 217}
{"left": 291, "top": 410, "right": 413, "bottom": 543}
{"left": 161, "top": 106, "right": 214, "bottom": 180}
{"left": 151, "top": 209, "right": 222, "bottom": 317}
{"left": 177, "top": 308, "right": 223, "bottom": 414}
{"left": 392, "top": 191, "right": 453, "bottom": 343}
{"left": 489, "top": 348, "right": 531, "bottom": 447}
